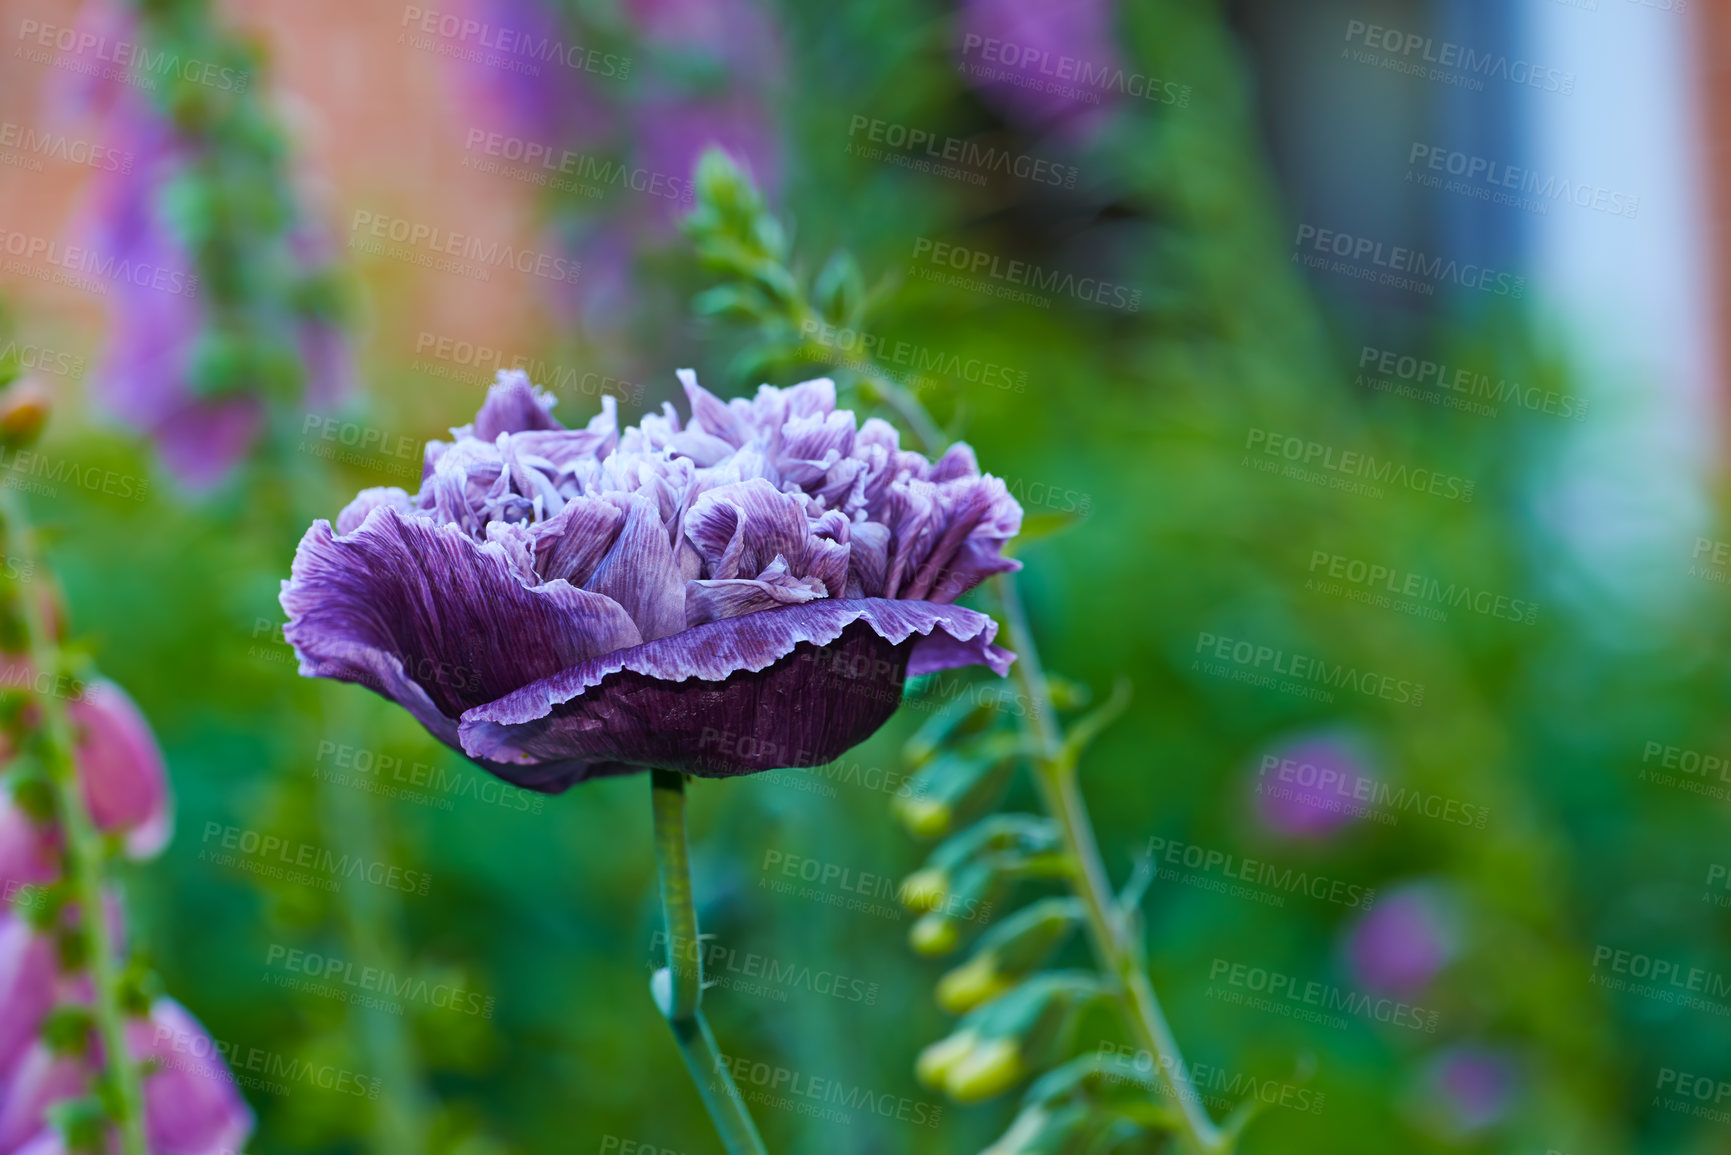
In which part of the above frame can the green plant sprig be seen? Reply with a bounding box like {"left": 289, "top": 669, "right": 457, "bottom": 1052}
{"left": 682, "top": 149, "right": 1264, "bottom": 1155}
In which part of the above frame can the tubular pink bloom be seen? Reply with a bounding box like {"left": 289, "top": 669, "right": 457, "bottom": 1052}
{"left": 1250, "top": 732, "right": 1377, "bottom": 841}
{"left": 70, "top": 681, "right": 172, "bottom": 860}
{"left": 0, "top": 791, "right": 57, "bottom": 898}
{"left": 0, "top": 915, "right": 56, "bottom": 1084}
{"left": 130, "top": 999, "right": 254, "bottom": 1155}
{"left": 1343, "top": 881, "right": 1460, "bottom": 999}
{"left": 0, "top": 1043, "right": 86, "bottom": 1154}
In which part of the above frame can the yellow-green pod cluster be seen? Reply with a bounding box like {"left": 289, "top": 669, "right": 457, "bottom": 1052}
{"left": 915, "top": 972, "right": 1104, "bottom": 1102}
{"left": 937, "top": 897, "right": 1083, "bottom": 1014}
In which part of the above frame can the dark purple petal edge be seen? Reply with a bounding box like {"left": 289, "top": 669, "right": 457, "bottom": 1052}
{"left": 457, "top": 598, "right": 1012, "bottom": 763}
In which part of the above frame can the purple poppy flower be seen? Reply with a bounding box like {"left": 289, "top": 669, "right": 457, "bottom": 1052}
{"left": 1250, "top": 732, "right": 1376, "bottom": 841}
{"left": 1344, "top": 881, "right": 1460, "bottom": 999}
{"left": 954, "top": 0, "right": 1121, "bottom": 141}
{"left": 282, "top": 371, "right": 1020, "bottom": 792}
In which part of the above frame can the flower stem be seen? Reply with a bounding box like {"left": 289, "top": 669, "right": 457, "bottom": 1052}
{"left": 649, "top": 769, "right": 768, "bottom": 1154}
{"left": 993, "top": 574, "right": 1229, "bottom": 1154}
{"left": 0, "top": 489, "right": 149, "bottom": 1155}
{"left": 317, "top": 700, "right": 429, "bottom": 1155}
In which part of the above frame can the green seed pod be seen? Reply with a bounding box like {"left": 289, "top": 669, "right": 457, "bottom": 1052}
{"left": 930, "top": 972, "right": 1105, "bottom": 1100}
{"left": 904, "top": 816, "right": 1066, "bottom": 952}
{"left": 915, "top": 1029, "right": 979, "bottom": 1089}
{"left": 892, "top": 734, "right": 1020, "bottom": 839}
{"left": 898, "top": 867, "right": 950, "bottom": 914}
{"left": 928, "top": 814, "right": 1062, "bottom": 876}
{"left": 937, "top": 898, "right": 1083, "bottom": 1014}
{"left": 909, "top": 858, "right": 1002, "bottom": 957}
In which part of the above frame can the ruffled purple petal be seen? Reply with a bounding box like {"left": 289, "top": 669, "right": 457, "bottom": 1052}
{"left": 585, "top": 494, "right": 687, "bottom": 641}
{"left": 457, "top": 598, "right": 1012, "bottom": 782}
{"left": 470, "top": 370, "right": 562, "bottom": 440}
{"left": 281, "top": 506, "right": 645, "bottom": 789}
{"left": 686, "top": 558, "right": 826, "bottom": 626}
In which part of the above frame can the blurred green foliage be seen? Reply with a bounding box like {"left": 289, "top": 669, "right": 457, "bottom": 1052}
{"left": 11, "top": 0, "right": 1729, "bottom": 1153}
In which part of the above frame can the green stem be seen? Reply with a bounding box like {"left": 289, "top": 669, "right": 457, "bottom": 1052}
{"left": 0, "top": 490, "right": 149, "bottom": 1155}
{"left": 316, "top": 701, "right": 429, "bottom": 1155}
{"left": 649, "top": 770, "right": 767, "bottom": 1154}
{"left": 792, "top": 304, "right": 945, "bottom": 453}
{"left": 994, "top": 574, "right": 1228, "bottom": 1154}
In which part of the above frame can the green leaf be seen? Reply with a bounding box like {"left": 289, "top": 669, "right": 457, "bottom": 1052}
{"left": 814, "top": 251, "right": 865, "bottom": 326}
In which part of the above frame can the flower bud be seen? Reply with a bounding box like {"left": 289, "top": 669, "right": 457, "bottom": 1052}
{"left": 908, "top": 859, "right": 1000, "bottom": 957}
{"left": 911, "top": 912, "right": 960, "bottom": 957}
{"left": 898, "top": 867, "right": 949, "bottom": 913}
{"left": 70, "top": 680, "right": 171, "bottom": 859}
{"left": 937, "top": 898, "right": 1082, "bottom": 1014}
{"left": 915, "top": 1029, "right": 978, "bottom": 1089}
{"left": 945, "top": 1036, "right": 1022, "bottom": 1102}
{"left": 926, "top": 973, "right": 1104, "bottom": 1102}
{"left": 0, "top": 379, "right": 50, "bottom": 451}
{"left": 936, "top": 953, "right": 1008, "bottom": 1014}
{"left": 892, "top": 733, "right": 1020, "bottom": 839}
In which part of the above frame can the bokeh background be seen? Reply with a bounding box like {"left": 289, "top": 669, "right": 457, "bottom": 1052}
{"left": 0, "top": 0, "right": 1724, "bottom": 1151}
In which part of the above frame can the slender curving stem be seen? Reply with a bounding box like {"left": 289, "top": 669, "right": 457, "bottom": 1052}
{"left": 994, "top": 574, "right": 1229, "bottom": 1154}
{"left": 785, "top": 307, "right": 1226, "bottom": 1148}
{"left": 1, "top": 490, "right": 149, "bottom": 1155}
{"left": 649, "top": 769, "right": 768, "bottom": 1154}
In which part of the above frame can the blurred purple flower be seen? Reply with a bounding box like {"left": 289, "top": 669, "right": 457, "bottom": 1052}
{"left": 624, "top": 0, "right": 784, "bottom": 78}
{"left": 129, "top": 999, "right": 255, "bottom": 1155}
{"left": 449, "top": 0, "right": 609, "bottom": 148}
{"left": 2, "top": 999, "right": 253, "bottom": 1155}
{"left": 634, "top": 93, "right": 779, "bottom": 230}
{"left": 623, "top": 0, "right": 783, "bottom": 230}
{"left": 1344, "top": 881, "right": 1460, "bottom": 999}
{"left": 1250, "top": 732, "right": 1376, "bottom": 841}
{"left": 283, "top": 371, "right": 1020, "bottom": 793}
{"left": 73, "top": 71, "right": 350, "bottom": 490}
{"left": 954, "top": 0, "right": 1121, "bottom": 141}
{"left": 1411, "top": 1045, "right": 1519, "bottom": 1138}
{"left": 78, "top": 95, "right": 261, "bottom": 491}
